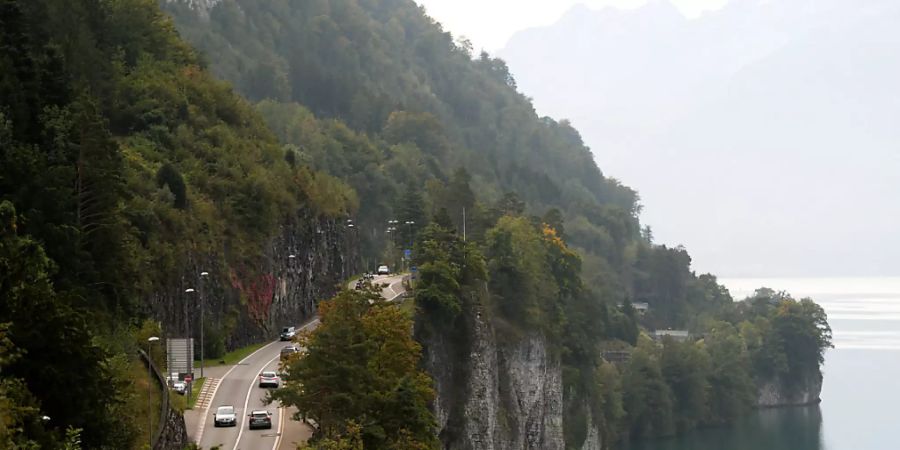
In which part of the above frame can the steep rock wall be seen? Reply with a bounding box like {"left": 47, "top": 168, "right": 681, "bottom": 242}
{"left": 150, "top": 215, "right": 352, "bottom": 350}
{"left": 420, "top": 307, "right": 570, "bottom": 450}
{"left": 756, "top": 371, "right": 823, "bottom": 407}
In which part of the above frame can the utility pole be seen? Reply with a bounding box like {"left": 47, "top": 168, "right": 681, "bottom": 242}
{"left": 462, "top": 207, "right": 467, "bottom": 241}
{"left": 199, "top": 272, "right": 209, "bottom": 378}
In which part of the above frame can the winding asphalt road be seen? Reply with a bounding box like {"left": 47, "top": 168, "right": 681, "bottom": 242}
{"left": 195, "top": 274, "right": 406, "bottom": 450}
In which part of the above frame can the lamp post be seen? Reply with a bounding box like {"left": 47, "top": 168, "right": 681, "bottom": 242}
{"left": 184, "top": 287, "right": 197, "bottom": 388}
{"left": 199, "top": 271, "right": 209, "bottom": 378}
{"left": 387, "top": 220, "right": 399, "bottom": 270}
{"left": 404, "top": 221, "right": 415, "bottom": 272}
{"left": 147, "top": 336, "right": 159, "bottom": 449}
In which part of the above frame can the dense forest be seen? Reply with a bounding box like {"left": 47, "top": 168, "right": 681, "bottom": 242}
{"left": 0, "top": 0, "right": 353, "bottom": 447}
{"left": 0, "top": 0, "right": 832, "bottom": 449}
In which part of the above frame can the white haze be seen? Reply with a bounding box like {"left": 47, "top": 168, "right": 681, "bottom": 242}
{"left": 498, "top": 0, "right": 900, "bottom": 277}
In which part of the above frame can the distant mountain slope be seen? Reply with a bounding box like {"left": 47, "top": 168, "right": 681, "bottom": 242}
{"left": 161, "top": 0, "right": 644, "bottom": 274}
{"left": 500, "top": 0, "right": 900, "bottom": 277}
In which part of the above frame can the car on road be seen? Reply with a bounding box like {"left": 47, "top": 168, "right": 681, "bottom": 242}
{"left": 280, "top": 345, "right": 300, "bottom": 361}
{"left": 377, "top": 265, "right": 390, "bottom": 275}
{"left": 259, "top": 371, "right": 280, "bottom": 388}
{"left": 280, "top": 326, "right": 296, "bottom": 341}
{"left": 213, "top": 405, "right": 237, "bottom": 427}
{"left": 168, "top": 373, "right": 186, "bottom": 395}
{"left": 248, "top": 410, "right": 273, "bottom": 430}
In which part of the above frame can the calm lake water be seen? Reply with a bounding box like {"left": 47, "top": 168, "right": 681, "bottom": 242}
{"left": 628, "top": 277, "right": 900, "bottom": 450}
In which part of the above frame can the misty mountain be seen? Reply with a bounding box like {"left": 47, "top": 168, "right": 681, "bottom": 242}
{"left": 500, "top": 0, "right": 900, "bottom": 277}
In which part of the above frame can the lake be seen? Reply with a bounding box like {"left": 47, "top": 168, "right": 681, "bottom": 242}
{"left": 627, "top": 277, "right": 900, "bottom": 450}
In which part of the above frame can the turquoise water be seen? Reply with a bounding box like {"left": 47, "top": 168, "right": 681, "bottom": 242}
{"left": 628, "top": 277, "right": 900, "bottom": 450}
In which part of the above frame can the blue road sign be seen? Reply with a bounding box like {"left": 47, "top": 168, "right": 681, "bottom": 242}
{"left": 404, "top": 249, "right": 412, "bottom": 259}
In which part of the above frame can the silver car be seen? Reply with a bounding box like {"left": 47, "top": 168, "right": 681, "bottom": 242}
{"left": 259, "top": 371, "right": 280, "bottom": 388}
{"left": 214, "top": 405, "right": 237, "bottom": 427}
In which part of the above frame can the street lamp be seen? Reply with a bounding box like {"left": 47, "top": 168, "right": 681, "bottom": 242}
{"left": 184, "top": 287, "right": 198, "bottom": 383}
{"left": 404, "top": 221, "right": 415, "bottom": 272}
{"left": 199, "top": 271, "right": 209, "bottom": 379}
{"left": 147, "top": 336, "right": 159, "bottom": 449}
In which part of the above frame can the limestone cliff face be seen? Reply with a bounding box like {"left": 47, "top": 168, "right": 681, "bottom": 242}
{"left": 579, "top": 405, "right": 604, "bottom": 450}
{"left": 756, "top": 371, "right": 823, "bottom": 407}
{"left": 150, "top": 215, "right": 351, "bottom": 349}
{"left": 421, "top": 306, "right": 588, "bottom": 450}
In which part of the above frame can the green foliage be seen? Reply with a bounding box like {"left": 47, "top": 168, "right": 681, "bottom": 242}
{"left": 272, "top": 289, "right": 438, "bottom": 450}
{"left": 660, "top": 339, "right": 710, "bottom": 432}
{"left": 622, "top": 337, "right": 675, "bottom": 439}
{"left": 155, "top": 163, "right": 188, "bottom": 209}
{"left": 412, "top": 222, "right": 485, "bottom": 320}
{"left": 0, "top": 0, "right": 357, "bottom": 446}
{"left": 162, "top": 0, "right": 643, "bottom": 278}
{"left": 0, "top": 201, "right": 132, "bottom": 448}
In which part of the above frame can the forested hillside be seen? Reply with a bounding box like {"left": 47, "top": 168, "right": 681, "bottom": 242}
{"left": 1, "top": 0, "right": 353, "bottom": 447}
{"left": 0, "top": 0, "right": 833, "bottom": 448}
{"left": 159, "top": 2, "right": 832, "bottom": 450}
{"left": 161, "top": 0, "right": 642, "bottom": 278}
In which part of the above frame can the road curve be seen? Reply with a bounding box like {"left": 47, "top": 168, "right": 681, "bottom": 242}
{"left": 197, "top": 274, "right": 405, "bottom": 450}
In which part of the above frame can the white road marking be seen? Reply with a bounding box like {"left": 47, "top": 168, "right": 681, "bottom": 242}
{"left": 232, "top": 353, "right": 280, "bottom": 450}
{"left": 272, "top": 405, "right": 286, "bottom": 450}
{"left": 233, "top": 319, "right": 320, "bottom": 450}
{"left": 195, "top": 340, "right": 281, "bottom": 443}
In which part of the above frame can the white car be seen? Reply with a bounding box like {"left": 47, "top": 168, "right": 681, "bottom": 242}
{"left": 168, "top": 374, "right": 186, "bottom": 395}
{"left": 214, "top": 405, "right": 237, "bottom": 427}
{"left": 259, "top": 371, "right": 280, "bottom": 388}
{"left": 377, "top": 265, "right": 390, "bottom": 275}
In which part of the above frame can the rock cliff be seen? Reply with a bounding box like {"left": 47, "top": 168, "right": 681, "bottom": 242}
{"left": 150, "top": 214, "right": 351, "bottom": 349}
{"left": 756, "top": 371, "right": 823, "bottom": 407}
{"left": 420, "top": 306, "right": 596, "bottom": 450}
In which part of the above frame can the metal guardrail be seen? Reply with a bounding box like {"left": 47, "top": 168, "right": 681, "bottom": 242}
{"left": 139, "top": 349, "right": 169, "bottom": 450}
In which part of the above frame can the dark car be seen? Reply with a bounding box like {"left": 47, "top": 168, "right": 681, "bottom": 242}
{"left": 280, "top": 326, "right": 296, "bottom": 341}
{"left": 280, "top": 345, "right": 299, "bottom": 361}
{"left": 248, "top": 410, "right": 272, "bottom": 430}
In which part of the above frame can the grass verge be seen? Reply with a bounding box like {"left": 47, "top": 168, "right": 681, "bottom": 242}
{"left": 198, "top": 342, "right": 266, "bottom": 367}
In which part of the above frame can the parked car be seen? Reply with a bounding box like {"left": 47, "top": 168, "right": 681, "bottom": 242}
{"left": 171, "top": 380, "right": 186, "bottom": 395}
{"left": 248, "top": 410, "right": 272, "bottom": 430}
{"left": 377, "top": 265, "right": 390, "bottom": 275}
{"left": 259, "top": 371, "right": 280, "bottom": 388}
{"left": 280, "top": 345, "right": 299, "bottom": 361}
{"left": 167, "top": 373, "right": 186, "bottom": 395}
{"left": 280, "top": 326, "right": 296, "bottom": 341}
{"left": 213, "top": 405, "right": 237, "bottom": 427}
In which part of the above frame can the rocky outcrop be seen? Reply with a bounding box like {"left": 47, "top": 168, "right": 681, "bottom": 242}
{"left": 499, "top": 335, "right": 564, "bottom": 450}
{"left": 150, "top": 214, "right": 351, "bottom": 351}
{"left": 756, "top": 371, "right": 823, "bottom": 407}
{"left": 420, "top": 306, "right": 569, "bottom": 450}
{"left": 580, "top": 405, "right": 604, "bottom": 450}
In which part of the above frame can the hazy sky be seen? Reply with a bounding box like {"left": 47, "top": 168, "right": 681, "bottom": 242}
{"left": 414, "top": 0, "right": 730, "bottom": 50}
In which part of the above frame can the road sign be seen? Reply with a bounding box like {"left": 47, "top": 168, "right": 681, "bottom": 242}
{"left": 184, "top": 375, "right": 193, "bottom": 383}
{"left": 410, "top": 266, "right": 417, "bottom": 272}
{"left": 167, "top": 338, "right": 194, "bottom": 375}
{"left": 404, "top": 249, "right": 412, "bottom": 259}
